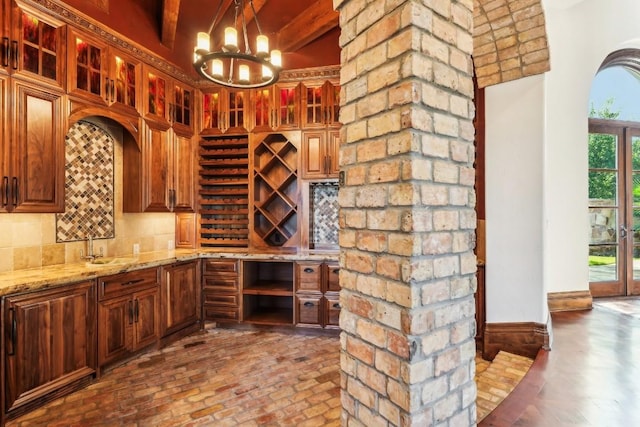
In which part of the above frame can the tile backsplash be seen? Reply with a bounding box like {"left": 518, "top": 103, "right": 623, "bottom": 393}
{"left": 0, "top": 120, "right": 175, "bottom": 273}
{"left": 310, "top": 183, "right": 339, "bottom": 248}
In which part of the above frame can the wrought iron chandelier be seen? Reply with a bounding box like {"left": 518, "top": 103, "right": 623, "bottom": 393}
{"left": 193, "top": 0, "right": 282, "bottom": 89}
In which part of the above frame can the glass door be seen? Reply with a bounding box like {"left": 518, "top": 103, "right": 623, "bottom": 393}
{"left": 588, "top": 120, "right": 640, "bottom": 296}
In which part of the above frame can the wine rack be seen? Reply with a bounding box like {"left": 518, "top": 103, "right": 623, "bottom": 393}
{"left": 199, "top": 135, "right": 250, "bottom": 247}
{"left": 252, "top": 133, "right": 298, "bottom": 247}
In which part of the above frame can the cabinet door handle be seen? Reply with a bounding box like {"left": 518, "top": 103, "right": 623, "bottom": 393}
{"left": 303, "top": 302, "right": 314, "bottom": 307}
{"left": 333, "top": 303, "right": 341, "bottom": 309}
{"left": 134, "top": 299, "right": 139, "bottom": 322}
{"left": 123, "top": 278, "right": 144, "bottom": 286}
{"left": 1, "top": 176, "right": 7, "bottom": 208}
{"left": 2, "top": 37, "right": 9, "bottom": 67}
{"left": 303, "top": 267, "right": 315, "bottom": 273}
{"left": 128, "top": 300, "right": 134, "bottom": 324}
{"left": 10, "top": 40, "right": 17, "bottom": 70}
{"left": 12, "top": 177, "right": 18, "bottom": 207}
{"left": 8, "top": 308, "right": 16, "bottom": 356}
{"left": 332, "top": 268, "right": 340, "bottom": 275}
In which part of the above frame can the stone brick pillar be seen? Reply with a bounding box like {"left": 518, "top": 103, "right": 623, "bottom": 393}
{"left": 334, "top": 0, "right": 477, "bottom": 425}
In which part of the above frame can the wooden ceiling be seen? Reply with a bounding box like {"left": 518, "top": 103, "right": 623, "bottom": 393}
{"left": 62, "top": 0, "right": 340, "bottom": 77}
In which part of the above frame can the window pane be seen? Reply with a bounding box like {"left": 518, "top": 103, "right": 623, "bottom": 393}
{"left": 589, "top": 133, "right": 617, "bottom": 169}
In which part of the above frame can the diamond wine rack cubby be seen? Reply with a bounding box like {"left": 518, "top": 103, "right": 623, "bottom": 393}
{"left": 199, "top": 136, "right": 250, "bottom": 247}
{"left": 252, "top": 133, "right": 299, "bottom": 247}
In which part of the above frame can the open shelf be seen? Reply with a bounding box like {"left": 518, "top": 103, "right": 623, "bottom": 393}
{"left": 242, "top": 261, "right": 294, "bottom": 325}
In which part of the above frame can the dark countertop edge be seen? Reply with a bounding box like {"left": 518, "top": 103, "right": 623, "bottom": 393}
{"left": 0, "top": 249, "right": 339, "bottom": 297}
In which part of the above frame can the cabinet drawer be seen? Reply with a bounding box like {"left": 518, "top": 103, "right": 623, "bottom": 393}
{"left": 202, "top": 275, "right": 238, "bottom": 291}
{"left": 203, "top": 291, "right": 239, "bottom": 307}
{"left": 296, "top": 262, "right": 322, "bottom": 292}
{"left": 326, "top": 262, "right": 340, "bottom": 292}
{"left": 203, "top": 259, "right": 238, "bottom": 275}
{"left": 98, "top": 267, "right": 159, "bottom": 300}
{"left": 325, "top": 293, "right": 341, "bottom": 327}
{"left": 296, "top": 293, "right": 322, "bottom": 326}
{"left": 204, "top": 306, "right": 239, "bottom": 321}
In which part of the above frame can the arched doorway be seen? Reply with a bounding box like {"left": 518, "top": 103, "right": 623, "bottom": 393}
{"left": 588, "top": 50, "right": 640, "bottom": 296}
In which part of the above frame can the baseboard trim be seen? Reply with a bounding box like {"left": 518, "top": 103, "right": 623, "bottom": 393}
{"left": 547, "top": 290, "right": 592, "bottom": 312}
{"left": 483, "top": 322, "right": 549, "bottom": 361}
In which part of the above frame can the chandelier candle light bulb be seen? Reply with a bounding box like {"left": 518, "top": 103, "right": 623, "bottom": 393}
{"left": 224, "top": 27, "right": 238, "bottom": 51}
{"left": 256, "top": 35, "right": 269, "bottom": 57}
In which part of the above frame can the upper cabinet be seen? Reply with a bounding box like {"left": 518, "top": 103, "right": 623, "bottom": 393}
{"left": 1, "top": 1, "right": 66, "bottom": 89}
{"left": 67, "top": 29, "right": 141, "bottom": 115}
{"left": 252, "top": 82, "right": 301, "bottom": 132}
{"left": 143, "top": 66, "right": 194, "bottom": 134}
{"left": 301, "top": 130, "right": 340, "bottom": 179}
{"left": 201, "top": 86, "right": 249, "bottom": 135}
{"left": 302, "top": 80, "right": 340, "bottom": 129}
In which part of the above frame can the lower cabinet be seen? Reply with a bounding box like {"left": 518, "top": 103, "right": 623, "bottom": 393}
{"left": 243, "top": 260, "right": 294, "bottom": 325}
{"left": 294, "top": 261, "right": 341, "bottom": 329}
{"left": 3, "top": 280, "right": 97, "bottom": 418}
{"left": 202, "top": 259, "right": 240, "bottom": 322}
{"left": 97, "top": 267, "right": 160, "bottom": 368}
{"left": 160, "top": 260, "right": 201, "bottom": 340}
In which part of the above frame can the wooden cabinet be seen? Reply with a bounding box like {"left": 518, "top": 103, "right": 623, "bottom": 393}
{"left": 252, "top": 133, "right": 299, "bottom": 248}
{"left": 201, "top": 87, "right": 249, "bottom": 135}
{"left": 67, "top": 29, "right": 141, "bottom": 114}
{"left": 1, "top": 79, "right": 65, "bottom": 213}
{"left": 3, "top": 281, "right": 96, "bottom": 418}
{"left": 121, "top": 66, "right": 196, "bottom": 213}
{"left": 160, "top": 261, "right": 201, "bottom": 339}
{"left": 123, "top": 117, "right": 196, "bottom": 213}
{"left": 97, "top": 268, "right": 160, "bottom": 368}
{"left": 252, "top": 82, "right": 301, "bottom": 132}
{"left": 294, "top": 261, "right": 340, "bottom": 329}
{"left": 202, "top": 259, "right": 241, "bottom": 322}
{"left": 1, "top": 0, "right": 66, "bottom": 89}
{"left": 301, "top": 130, "right": 340, "bottom": 179}
{"left": 302, "top": 80, "right": 340, "bottom": 129}
{"left": 242, "top": 260, "right": 294, "bottom": 325}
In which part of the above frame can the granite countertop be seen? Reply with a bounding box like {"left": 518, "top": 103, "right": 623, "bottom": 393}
{"left": 0, "top": 248, "right": 339, "bottom": 297}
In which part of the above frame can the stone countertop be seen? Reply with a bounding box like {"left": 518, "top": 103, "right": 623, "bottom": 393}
{"left": 0, "top": 248, "right": 339, "bottom": 297}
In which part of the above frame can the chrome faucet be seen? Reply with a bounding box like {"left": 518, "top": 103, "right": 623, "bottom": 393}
{"left": 81, "top": 235, "right": 103, "bottom": 261}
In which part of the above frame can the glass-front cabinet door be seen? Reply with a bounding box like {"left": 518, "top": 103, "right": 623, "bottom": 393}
{"left": 3, "top": 3, "right": 65, "bottom": 88}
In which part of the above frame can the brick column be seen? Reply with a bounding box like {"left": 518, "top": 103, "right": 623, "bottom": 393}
{"left": 334, "top": 0, "right": 477, "bottom": 425}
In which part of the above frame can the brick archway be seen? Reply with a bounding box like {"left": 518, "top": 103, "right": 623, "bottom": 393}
{"left": 473, "top": 0, "right": 551, "bottom": 88}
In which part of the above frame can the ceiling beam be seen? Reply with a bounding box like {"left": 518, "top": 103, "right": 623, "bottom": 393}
{"left": 239, "top": 0, "right": 267, "bottom": 29}
{"left": 275, "top": 0, "right": 338, "bottom": 52}
{"left": 161, "top": 0, "right": 181, "bottom": 49}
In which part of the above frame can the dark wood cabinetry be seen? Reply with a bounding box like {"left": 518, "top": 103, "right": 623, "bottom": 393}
{"left": 66, "top": 29, "right": 141, "bottom": 115}
{"left": 4, "top": 79, "right": 65, "bottom": 213}
{"left": 1, "top": 1, "right": 66, "bottom": 89}
{"left": 201, "top": 87, "right": 249, "bottom": 135}
{"left": 202, "top": 259, "right": 241, "bottom": 322}
{"left": 252, "top": 82, "right": 301, "bottom": 132}
{"left": 302, "top": 80, "right": 340, "bottom": 129}
{"left": 301, "top": 130, "right": 340, "bottom": 179}
{"left": 97, "top": 268, "right": 160, "bottom": 368}
{"left": 160, "top": 261, "right": 201, "bottom": 340}
{"left": 295, "top": 261, "right": 340, "bottom": 328}
{"left": 2, "top": 281, "right": 96, "bottom": 419}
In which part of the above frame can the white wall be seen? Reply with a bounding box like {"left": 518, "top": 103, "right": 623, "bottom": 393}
{"left": 485, "top": 75, "right": 545, "bottom": 323}
{"left": 543, "top": 0, "right": 640, "bottom": 295}
{"left": 485, "top": 0, "right": 640, "bottom": 324}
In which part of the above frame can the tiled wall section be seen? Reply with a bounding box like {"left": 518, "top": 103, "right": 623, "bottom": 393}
{"left": 310, "top": 183, "right": 339, "bottom": 247}
{"left": 56, "top": 120, "right": 115, "bottom": 242}
{"left": 0, "top": 122, "right": 175, "bottom": 273}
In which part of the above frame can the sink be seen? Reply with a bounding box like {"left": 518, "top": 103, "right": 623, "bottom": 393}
{"left": 85, "top": 257, "right": 137, "bottom": 267}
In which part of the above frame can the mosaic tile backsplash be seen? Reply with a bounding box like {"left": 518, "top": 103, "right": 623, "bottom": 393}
{"left": 56, "top": 120, "right": 115, "bottom": 242}
{"left": 310, "top": 183, "right": 339, "bottom": 247}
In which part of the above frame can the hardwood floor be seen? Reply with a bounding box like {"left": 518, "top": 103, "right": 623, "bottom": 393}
{"left": 480, "top": 299, "right": 640, "bottom": 426}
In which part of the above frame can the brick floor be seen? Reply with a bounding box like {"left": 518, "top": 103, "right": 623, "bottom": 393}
{"left": 7, "top": 326, "right": 531, "bottom": 426}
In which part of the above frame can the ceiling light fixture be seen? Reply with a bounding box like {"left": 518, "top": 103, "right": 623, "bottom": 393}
{"left": 193, "top": 0, "right": 282, "bottom": 89}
